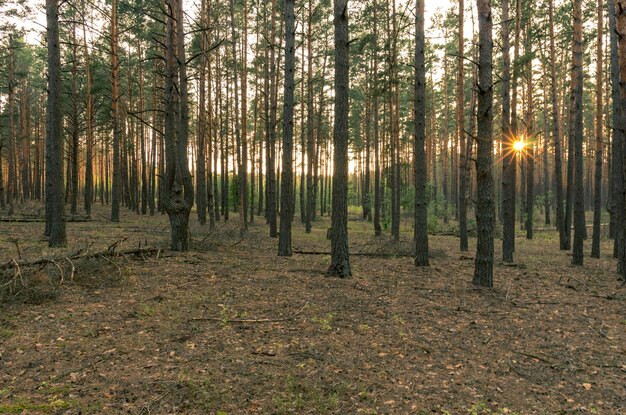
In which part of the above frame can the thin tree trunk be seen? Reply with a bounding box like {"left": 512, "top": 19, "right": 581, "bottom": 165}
{"left": 111, "top": 0, "right": 121, "bottom": 222}
{"left": 197, "top": 0, "right": 208, "bottom": 225}
{"left": 592, "top": 0, "right": 604, "bottom": 258}
{"left": 571, "top": 0, "right": 585, "bottom": 265}
{"left": 373, "top": 0, "right": 382, "bottom": 237}
{"left": 458, "top": 0, "right": 469, "bottom": 251}
{"left": 501, "top": 0, "right": 515, "bottom": 261}
{"left": 278, "top": 0, "right": 295, "bottom": 256}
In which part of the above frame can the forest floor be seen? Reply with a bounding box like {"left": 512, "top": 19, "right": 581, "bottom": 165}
{"left": 0, "top": 204, "right": 624, "bottom": 414}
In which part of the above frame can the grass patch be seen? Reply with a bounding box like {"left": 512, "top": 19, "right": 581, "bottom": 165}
{"left": 0, "top": 397, "right": 71, "bottom": 414}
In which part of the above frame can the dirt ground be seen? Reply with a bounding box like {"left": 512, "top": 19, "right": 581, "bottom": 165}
{"left": 0, "top": 205, "right": 624, "bottom": 414}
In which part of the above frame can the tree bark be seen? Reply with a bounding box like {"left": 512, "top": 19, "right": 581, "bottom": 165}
{"left": 616, "top": 0, "right": 626, "bottom": 275}
{"left": 414, "top": 0, "right": 429, "bottom": 267}
{"left": 501, "top": 0, "right": 515, "bottom": 262}
{"left": 458, "top": 0, "right": 469, "bottom": 252}
{"left": 549, "top": 0, "right": 567, "bottom": 249}
{"left": 278, "top": 0, "right": 295, "bottom": 256}
{"left": 328, "top": 0, "right": 351, "bottom": 278}
{"left": 164, "top": 0, "right": 193, "bottom": 251}
{"left": 571, "top": 0, "right": 585, "bottom": 265}
{"left": 45, "top": 0, "right": 66, "bottom": 247}
{"left": 473, "top": 0, "right": 494, "bottom": 287}
{"left": 609, "top": 0, "right": 624, "bottom": 260}
{"left": 592, "top": 0, "right": 604, "bottom": 258}
{"left": 111, "top": 0, "right": 121, "bottom": 222}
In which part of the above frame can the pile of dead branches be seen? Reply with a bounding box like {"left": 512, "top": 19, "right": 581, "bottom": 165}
{"left": 0, "top": 243, "right": 161, "bottom": 303}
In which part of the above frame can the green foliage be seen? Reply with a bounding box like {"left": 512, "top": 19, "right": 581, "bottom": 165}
{"left": 311, "top": 313, "right": 333, "bottom": 331}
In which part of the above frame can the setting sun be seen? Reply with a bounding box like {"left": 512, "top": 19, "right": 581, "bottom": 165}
{"left": 513, "top": 140, "right": 526, "bottom": 152}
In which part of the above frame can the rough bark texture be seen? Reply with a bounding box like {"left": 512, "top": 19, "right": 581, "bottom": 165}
{"left": 571, "top": 0, "right": 585, "bottom": 265}
{"left": 305, "top": 0, "right": 315, "bottom": 233}
{"left": 82, "top": 13, "right": 93, "bottom": 217}
{"left": 617, "top": 0, "right": 626, "bottom": 275}
{"left": 196, "top": 0, "right": 208, "bottom": 226}
{"left": 550, "top": 0, "right": 567, "bottom": 250}
{"left": 267, "top": 0, "right": 278, "bottom": 238}
{"left": 609, "top": 0, "right": 624, "bottom": 262}
{"left": 501, "top": 0, "right": 515, "bottom": 262}
{"left": 373, "top": 0, "right": 382, "bottom": 237}
{"left": 458, "top": 0, "right": 468, "bottom": 252}
{"left": 473, "top": 0, "right": 494, "bottom": 287}
{"left": 328, "top": 0, "right": 351, "bottom": 278}
{"left": 110, "top": 0, "right": 121, "bottom": 223}
{"left": 591, "top": 0, "right": 603, "bottom": 259}
{"left": 164, "top": 0, "right": 194, "bottom": 251}
{"left": 278, "top": 0, "right": 295, "bottom": 257}
{"left": 45, "top": 0, "right": 66, "bottom": 247}
{"left": 414, "top": 0, "right": 429, "bottom": 267}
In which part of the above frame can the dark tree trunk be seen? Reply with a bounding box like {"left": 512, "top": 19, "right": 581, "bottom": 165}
{"left": 501, "top": 0, "right": 515, "bottom": 262}
{"left": 414, "top": 0, "right": 429, "bottom": 267}
{"left": 82, "top": 12, "right": 93, "bottom": 216}
{"left": 373, "top": 0, "right": 382, "bottom": 237}
{"left": 617, "top": 0, "right": 626, "bottom": 275}
{"left": 592, "top": 0, "right": 604, "bottom": 258}
{"left": 549, "top": 0, "right": 567, "bottom": 249}
{"left": 278, "top": 0, "right": 295, "bottom": 256}
{"left": 473, "top": 0, "right": 494, "bottom": 287}
{"left": 458, "top": 0, "right": 469, "bottom": 252}
{"left": 328, "top": 0, "right": 351, "bottom": 278}
{"left": 524, "top": 14, "right": 534, "bottom": 240}
{"left": 571, "top": 0, "right": 585, "bottom": 265}
{"left": 267, "top": 0, "right": 278, "bottom": 237}
{"left": 305, "top": 0, "right": 315, "bottom": 233}
{"left": 164, "top": 0, "right": 194, "bottom": 251}
{"left": 0, "top": 101, "right": 4, "bottom": 208}
{"left": 111, "top": 0, "right": 121, "bottom": 222}
{"left": 610, "top": 0, "right": 624, "bottom": 260}
{"left": 45, "top": 0, "right": 66, "bottom": 247}
{"left": 196, "top": 0, "right": 208, "bottom": 226}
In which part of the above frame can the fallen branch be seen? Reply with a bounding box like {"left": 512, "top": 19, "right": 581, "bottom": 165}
{"left": 512, "top": 349, "right": 554, "bottom": 365}
{"left": 293, "top": 250, "right": 413, "bottom": 258}
{"left": 0, "top": 247, "right": 160, "bottom": 272}
{"left": 0, "top": 216, "right": 92, "bottom": 223}
{"left": 191, "top": 301, "right": 310, "bottom": 323}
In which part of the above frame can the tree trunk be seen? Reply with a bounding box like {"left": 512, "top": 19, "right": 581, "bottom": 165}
{"left": 501, "top": 0, "right": 515, "bottom": 262}
{"left": 278, "top": 0, "right": 295, "bottom": 256}
{"left": 373, "top": 0, "right": 382, "bottom": 237}
{"left": 473, "top": 0, "right": 494, "bottom": 287}
{"left": 458, "top": 0, "right": 469, "bottom": 251}
{"left": 305, "top": 0, "right": 316, "bottom": 233}
{"left": 164, "top": 0, "right": 193, "bottom": 251}
{"left": 267, "top": 0, "right": 278, "bottom": 237}
{"left": 571, "top": 0, "right": 585, "bottom": 265}
{"left": 549, "top": 0, "right": 567, "bottom": 249}
{"left": 111, "top": 0, "right": 121, "bottom": 222}
{"left": 82, "top": 7, "right": 93, "bottom": 216}
{"left": 328, "top": 0, "right": 351, "bottom": 278}
{"left": 610, "top": 0, "right": 624, "bottom": 260}
{"left": 414, "top": 0, "right": 429, "bottom": 267}
{"left": 196, "top": 0, "right": 208, "bottom": 226}
{"left": 617, "top": 0, "right": 626, "bottom": 275}
{"left": 592, "top": 0, "right": 604, "bottom": 258}
{"left": 45, "top": 0, "right": 66, "bottom": 247}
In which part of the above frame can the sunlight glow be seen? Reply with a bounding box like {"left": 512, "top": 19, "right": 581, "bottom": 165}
{"left": 513, "top": 140, "right": 526, "bottom": 152}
